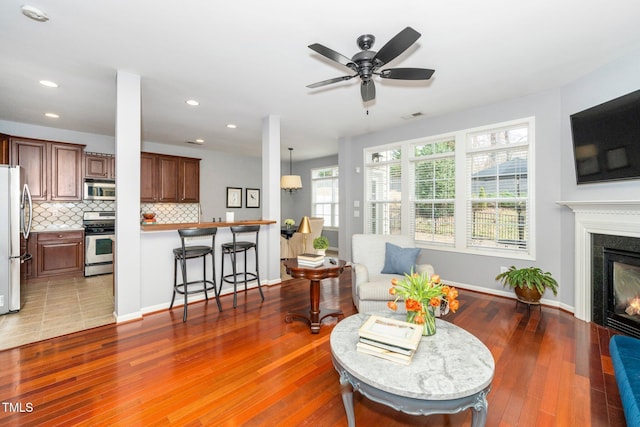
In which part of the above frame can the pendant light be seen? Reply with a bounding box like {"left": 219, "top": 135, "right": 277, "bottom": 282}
{"left": 281, "top": 147, "right": 302, "bottom": 192}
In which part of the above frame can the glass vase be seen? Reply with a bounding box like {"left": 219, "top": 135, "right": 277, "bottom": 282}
{"left": 407, "top": 307, "right": 436, "bottom": 336}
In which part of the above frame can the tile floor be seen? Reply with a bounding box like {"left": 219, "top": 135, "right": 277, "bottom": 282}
{"left": 0, "top": 274, "right": 115, "bottom": 351}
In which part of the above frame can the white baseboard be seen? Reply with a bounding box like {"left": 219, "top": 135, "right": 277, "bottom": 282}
{"left": 442, "top": 278, "right": 575, "bottom": 313}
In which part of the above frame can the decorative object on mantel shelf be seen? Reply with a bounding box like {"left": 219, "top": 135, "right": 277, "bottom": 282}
{"left": 387, "top": 271, "right": 459, "bottom": 336}
{"left": 281, "top": 148, "right": 302, "bottom": 192}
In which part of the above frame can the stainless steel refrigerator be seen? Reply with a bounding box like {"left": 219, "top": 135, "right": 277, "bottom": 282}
{"left": 0, "top": 165, "right": 32, "bottom": 314}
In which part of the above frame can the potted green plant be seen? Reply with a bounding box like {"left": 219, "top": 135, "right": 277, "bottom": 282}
{"left": 313, "top": 236, "right": 330, "bottom": 256}
{"left": 495, "top": 266, "right": 558, "bottom": 304}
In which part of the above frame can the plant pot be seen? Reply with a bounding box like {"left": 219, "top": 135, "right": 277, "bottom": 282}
{"left": 316, "top": 249, "right": 326, "bottom": 256}
{"left": 514, "top": 286, "right": 542, "bottom": 304}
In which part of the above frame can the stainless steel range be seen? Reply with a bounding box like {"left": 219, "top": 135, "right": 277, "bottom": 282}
{"left": 83, "top": 211, "right": 115, "bottom": 276}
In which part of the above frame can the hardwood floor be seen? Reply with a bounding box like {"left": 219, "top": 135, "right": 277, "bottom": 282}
{"left": 0, "top": 267, "right": 627, "bottom": 426}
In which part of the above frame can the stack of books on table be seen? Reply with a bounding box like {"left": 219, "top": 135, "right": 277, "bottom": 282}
{"left": 297, "top": 253, "right": 325, "bottom": 267}
{"left": 356, "top": 315, "right": 423, "bottom": 365}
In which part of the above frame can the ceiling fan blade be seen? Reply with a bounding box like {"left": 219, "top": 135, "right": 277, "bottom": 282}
{"left": 361, "top": 81, "right": 376, "bottom": 102}
{"left": 373, "top": 27, "right": 421, "bottom": 66}
{"left": 308, "top": 43, "right": 355, "bottom": 69}
{"left": 307, "top": 75, "right": 355, "bottom": 89}
{"left": 380, "top": 68, "right": 435, "bottom": 80}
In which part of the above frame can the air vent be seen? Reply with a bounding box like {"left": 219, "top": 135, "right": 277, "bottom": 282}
{"left": 401, "top": 112, "right": 424, "bottom": 120}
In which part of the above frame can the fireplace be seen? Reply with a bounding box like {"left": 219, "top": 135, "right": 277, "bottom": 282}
{"left": 603, "top": 247, "right": 640, "bottom": 337}
{"left": 558, "top": 200, "right": 640, "bottom": 324}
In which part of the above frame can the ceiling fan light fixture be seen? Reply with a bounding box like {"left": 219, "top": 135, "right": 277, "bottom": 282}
{"left": 281, "top": 147, "right": 302, "bottom": 192}
{"left": 307, "top": 26, "right": 434, "bottom": 103}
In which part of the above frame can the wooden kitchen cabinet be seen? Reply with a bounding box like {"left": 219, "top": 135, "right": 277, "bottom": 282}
{"left": 10, "top": 137, "right": 84, "bottom": 202}
{"left": 0, "top": 133, "right": 9, "bottom": 164}
{"left": 140, "top": 152, "right": 200, "bottom": 203}
{"left": 50, "top": 143, "right": 83, "bottom": 201}
{"left": 10, "top": 138, "right": 48, "bottom": 200}
{"left": 85, "top": 152, "right": 115, "bottom": 179}
{"left": 140, "top": 152, "right": 158, "bottom": 202}
{"left": 34, "top": 231, "right": 84, "bottom": 279}
{"left": 179, "top": 157, "right": 200, "bottom": 202}
{"left": 158, "top": 155, "right": 179, "bottom": 202}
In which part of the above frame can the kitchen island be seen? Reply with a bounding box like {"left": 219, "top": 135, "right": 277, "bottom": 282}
{"left": 139, "top": 219, "right": 277, "bottom": 314}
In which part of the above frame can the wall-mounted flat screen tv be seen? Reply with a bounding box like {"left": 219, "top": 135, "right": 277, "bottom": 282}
{"left": 570, "top": 89, "right": 640, "bottom": 184}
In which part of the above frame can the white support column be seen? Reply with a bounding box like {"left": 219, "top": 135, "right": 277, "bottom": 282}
{"left": 262, "top": 115, "right": 282, "bottom": 283}
{"left": 114, "top": 71, "right": 142, "bottom": 321}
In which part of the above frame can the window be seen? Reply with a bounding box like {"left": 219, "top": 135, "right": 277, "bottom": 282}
{"left": 410, "top": 138, "right": 456, "bottom": 244}
{"left": 467, "top": 124, "right": 529, "bottom": 252}
{"left": 364, "top": 147, "right": 402, "bottom": 234}
{"left": 311, "top": 166, "right": 339, "bottom": 228}
{"left": 364, "top": 118, "right": 534, "bottom": 258}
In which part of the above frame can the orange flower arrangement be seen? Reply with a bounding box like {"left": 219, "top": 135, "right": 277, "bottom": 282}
{"left": 387, "top": 271, "right": 459, "bottom": 335}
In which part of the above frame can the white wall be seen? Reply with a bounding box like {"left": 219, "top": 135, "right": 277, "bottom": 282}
{"left": 340, "top": 90, "right": 566, "bottom": 306}
{"left": 0, "top": 121, "right": 263, "bottom": 223}
{"left": 557, "top": 48, "right": 640, "bottom": 310}
{"left": 281, "top": 154, "right": 339, "bottom": 247}
{"left": 141, "top": 141, "right": 262, "bottom": 222}
{"left": 339, "top": 48, "right": 640, "bottom": 312}
{"left": 0, "top": 120, "right": 115, "bottom": 153}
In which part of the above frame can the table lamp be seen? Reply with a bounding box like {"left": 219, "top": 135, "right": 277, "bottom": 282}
{"left": 297, "top": 216, "right": 312, "bottom": 254}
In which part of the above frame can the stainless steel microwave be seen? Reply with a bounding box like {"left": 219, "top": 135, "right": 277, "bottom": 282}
{"left": 83, "top": 179, "right": 116, "bottom": 200}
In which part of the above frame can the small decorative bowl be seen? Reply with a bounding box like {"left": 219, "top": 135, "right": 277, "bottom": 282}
{"left": 142, "top": 213, "right": 156, "bottom": 220}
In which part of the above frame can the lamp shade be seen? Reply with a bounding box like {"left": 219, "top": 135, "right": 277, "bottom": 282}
{"left": 280, "top": 175, "right": 302, "bottom": 191}
{"left": 297, "top": 216, "right": 312, "bottom": 234}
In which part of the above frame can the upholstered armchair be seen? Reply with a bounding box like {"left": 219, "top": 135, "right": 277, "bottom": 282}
{"left": 280, "top": 217, "right": 324, "bottom": 259}
{"left": 351, "top": 234, "right": 435, "bottom": 314}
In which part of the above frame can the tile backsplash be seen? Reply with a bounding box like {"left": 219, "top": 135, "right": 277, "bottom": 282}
{"left": 140, "top": 203, "right": 199, "bottom": 224}
{"left": 31, "top": 201, "right": 199, "bottom": 231}
{"left": 32, "top": 201, "right": 116, "bottom": 230}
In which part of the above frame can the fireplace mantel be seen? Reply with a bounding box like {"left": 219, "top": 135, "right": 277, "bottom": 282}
{"left": 558, "top": 200, "right": 640, "bottom": 322}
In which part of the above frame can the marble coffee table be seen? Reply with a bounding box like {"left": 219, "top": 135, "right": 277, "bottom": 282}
{"left": 330, "top": 313, "right": 495, "bottom": 427}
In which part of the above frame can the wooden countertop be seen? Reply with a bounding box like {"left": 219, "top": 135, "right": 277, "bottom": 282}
{"left": 140, "top": 219, "right": 276, "bottom": 232}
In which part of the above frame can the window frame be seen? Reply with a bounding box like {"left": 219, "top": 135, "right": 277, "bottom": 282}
{"left": 310, "top": 165, "right": 340, "bottom": 229}
{"left": 363, "top": 117, "right": 535, "bottom": 260}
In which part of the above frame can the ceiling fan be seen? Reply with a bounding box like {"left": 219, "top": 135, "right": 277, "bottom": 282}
{"left": 306, "top": 26, "right": 435, "bottom": 102}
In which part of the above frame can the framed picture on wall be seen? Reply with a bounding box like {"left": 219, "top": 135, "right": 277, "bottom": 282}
{"left": 246, "top": 188, "right": 260, "bottom": 208}
{"left": 226, "top": 187, "right": 242, "bottom": 208}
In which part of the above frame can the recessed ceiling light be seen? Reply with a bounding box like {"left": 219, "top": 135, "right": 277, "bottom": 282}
{"left": 195, "top": 139, "right": 204, "bottom": 143}
{"left": 44, "top": 113, "right": 59, "bottom": 118}
{"left": 39, "top": 80, "right": 58, "bottom": 88}
{"left": 21, "top": 5, "right": 49, "bottom": 22}
{"left": 185, "top": 99, "right": 199, "bottom": 106}
{"left": 226, "top": 124, "right": 237, "bottom": 129}
{"left": 186, "top": 140, "right": 203, "bottom": 145}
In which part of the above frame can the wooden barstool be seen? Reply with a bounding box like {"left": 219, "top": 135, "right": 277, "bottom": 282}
{"left": 170, "top": 227, "right": 222, "bottom": 322}
{"left": 220, "top": 225, "right": 264, "bottom": 308}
